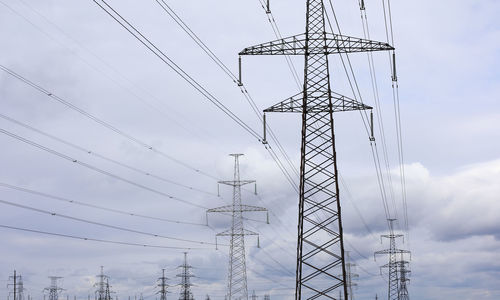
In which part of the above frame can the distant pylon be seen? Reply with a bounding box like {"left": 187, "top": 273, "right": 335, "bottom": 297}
{"left": 374, "top": 219, "right": 410, "bottom": 300}
{"left": 17, "top": 276, "right": 25, "bottom": 300}
{"left": 207, "top": 154, "right": 267, "bottom": 300}
{"left": 95, "top": 267, "right": 112, "bottom": 300}
{"left": 263, "top": 295, "right": 270, "bottom": 300}
{"left": 177, "top": 252, "right": 194, "bottom": 300}
{"left": 396, "top": 259, "right": 410, "bottom": 300}
{"left": 44, "top": 277, "right": 64, "bottom": 300}
{"left": 345, "top": 252, "right": 359, "bottom": 300}
{"left": 251, "top": 290, "right": 257, "bottom": 300}
{"left": 8, "top": 270, "right": 24, "bottom": 300}
{"left": 157, "top": 269, "right": 169, "bottom": 300}
{"left": 239, "top": 0, "right": 394, "bottom": 298}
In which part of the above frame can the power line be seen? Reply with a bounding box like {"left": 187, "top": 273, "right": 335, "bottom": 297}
{"left": 0, "top": 224, "right": 208, "bottom": 250}
{"left": 151, "top": 0, "right": 300, "bottom": 193}
{"left": 0, "top": 181, "right": 207, "bottom": 227}
{"left": 0, "top": 127, "right": 268, "bottom": 225}
{"left": 0, "top": 198, "right": 221, "bottom": 246}
{"left": 2, "top": 0, "right": 224, "bottom": 153}
{"left": 0, "top": 127, "right": 206, "bottom": 209}
{"left": 0, "top": 64, "right": 218, "bottom": 180}
{"left": 0, "top": 112, "right": 219, "bottom": 197}
{"left": 92, "top": 0, "right": 262, "bottom": 141}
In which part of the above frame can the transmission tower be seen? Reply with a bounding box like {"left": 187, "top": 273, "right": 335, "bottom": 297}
{"left": 157, "top": 269, "right": 169, "bottom": 300}
{"left": 374, "top": 219, "right": 410, "bottom": 300}
{"left": 345, "top": 252, "right": 358, "bottom": 300}
{"left": 17, "top": 275, "right": 26, "bottom": 300}
{"left": 177, "top": 252, "right": 194, "bottom": 300}
{"left": 251, "top": 290, "right": 257, "bottom": 300}
{"left": 239, "top": 0, "right": 394, "bottom": 299}
{"left": 44, "top": 277, "right": 64, "bottom": 300}
{"left": 207, "top": 154, "right": 267, "bottom": 300}
{"left": 8, "top": 270, "right": 24, "bottom": 300}
{"left": 95, "top": 267, "right": 113, "bottom": 300}
{"left": 396, "top": 260, "right": 410, "bottom": 300}
{"left": 263, "top": 295, "right": 270, "bottom": 300}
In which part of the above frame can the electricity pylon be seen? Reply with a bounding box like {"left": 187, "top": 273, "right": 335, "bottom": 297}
{"left": 345, "top": 252, "right": 358, "bottom": 300}
{"left": 239, "top": 0, "right": 394, "bottom": 299}
{"left": 177, "top": 252, "right": 194, "bottom": 300}
{"left": 17, "top": 276, "right": 25, "bottom": 300}
{"left": 207, "top": 154, "right": 267, "bottom": 300}
{"left": 95, "top": 267, "right": 113, "bottom": 300}
{"left": 8, "top": 270, "right": 24, "bottom": 300}
{"left": 44, "top": 277, "right": 64, "bottom": 300}
{"left": 251, "top": 290, "right": 257, "bottom": 300}
{"left": 157, "top": 269, "right": 169, "bottom": 300}
{"left": 396, "top": 260, "right": 410, "bottom": 300}
{"left": 374, "top": 219, "right": 410, "bottom": 300}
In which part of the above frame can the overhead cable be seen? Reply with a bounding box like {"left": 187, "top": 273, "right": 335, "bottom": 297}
{"left": 0, "top": 224, "right": 208, "bottom": 250}
{"left": 0, "top": 64, "right": 218, "bottom": 180}
{"left": 92, "top": 0, "right": 262, "bottom": 141}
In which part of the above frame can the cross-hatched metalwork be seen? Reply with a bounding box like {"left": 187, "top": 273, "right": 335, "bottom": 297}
{"left": 207, "top": 154, "right": 267, "bottom": 300}
{"left": 44, "top": 277, "right": 64, "bottom": 300}
{"left": 240, "top": 1, "right": 393, "bottom": 299}
{"left": 397, "top": 261, "right": 410, "bottom": 300}
{"left": 177, "top": 253, "right": 195, "bottom": 300}
{"left": 375, "top": 219, "right": 411, "bottom": 300}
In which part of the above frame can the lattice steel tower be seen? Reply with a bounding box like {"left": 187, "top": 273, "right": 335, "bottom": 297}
{"left": 397, "top": 260, "right": 410, "bottom": 300}
{"left": 177, "top": 252, "right": 194, "bottom": 300}
{"left": 157, "top": 269, "right": 169, "bottom": 300}
{"left": 44, "top": 277, "right": 64, "bottom": 300}
{"left": 207, "top": 154, "right": 267, "bottom": 300}
{"left": 95, "top": 266, "right": 112, "bottom": 300}
{"left": 345, "top": 252, "right": 358, "bottom": 300}
{"left": 374, "top": 219, "right": 410, "bottom": 300}
{"left": 239, "top": 0, "right": 394, "bottom": 299}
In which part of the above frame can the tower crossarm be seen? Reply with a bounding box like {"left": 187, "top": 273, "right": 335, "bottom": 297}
{"left": 239, "top": 33, "right": 393, "bottom": 56}
{"left": 218, "top": 180, "right": 255, "bottom": 186}
{"left": 207, "top": 204, "right": 267, "bottom": 213}
{"left": 216, "top": 228, "right": 259, "bottom": 237}
{"left": 374, "top": 249, "right": 410, "bottom": 256}
{"left": 380, "top": 234, "right": 404, "bottom": 239}
{"left": 264, "top": 91, "right": 372, "bottom": 113}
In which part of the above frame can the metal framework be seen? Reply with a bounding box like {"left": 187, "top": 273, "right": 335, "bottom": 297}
{"left": 157, "top": 269, "right": 169, "bottom": 300}
{"left": 239, "top": 1, "right": 393, "bottom": 299}
{"left": 8, "top": 270, "right": 24, "bottom": 300}
{"left": 207, "top": 154, "right": 267, "bottom": 300}
{"left": 344, "top": 252, "right": 358, "bottom": 300}
{"left": 396, "top": 260, "right": 410, "bottom": 300}
{"left": 44, "top": 277, "right": 64, "bottom": 300}
{"left": 94, "top": 266, "right": 113, "bottom": 300}
{"left": 177, "top": 252, "right": 195, "bottom": 300}
{"left": 374, "top": 220, "right": 410, "bottom": 300}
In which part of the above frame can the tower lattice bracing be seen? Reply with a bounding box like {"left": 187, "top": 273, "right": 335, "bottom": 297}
{"left": 239, "top": 1, "right": 393, "bottom": 299}
{"left": 95, "top": 266, "right": 113, "bottom": 300}
{"left": 374, "top": 219, "right": 410, "bottom": 300}
{"left": 397, "top": 260, "right": 410, "bottom": 300}
{"left": 345, "top": 252, "right": 358, "bottom": 300}
{"left": 207, "top": 154, "right": 267, "bottom": 300}
{"left": 157, "top": 269, "right": 169, "bottom": 300}
{"left": 44, "top": 277, "right": 64, "bottom": 300}
{"left": 177, "top": 252, "right": 195, "bottom": 300}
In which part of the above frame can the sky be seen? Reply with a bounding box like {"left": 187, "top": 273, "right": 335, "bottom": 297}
{"left": 0, "top": 0, "right": 499, "bottom": 300}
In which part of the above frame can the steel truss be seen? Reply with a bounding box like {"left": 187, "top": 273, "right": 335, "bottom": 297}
{"left": 240, "top": 1, "right": 393, "bottom": 299}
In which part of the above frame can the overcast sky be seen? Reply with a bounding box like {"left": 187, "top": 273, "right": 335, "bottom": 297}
{"left": 1, "top": 0, "right": 499, "bottom": 300}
